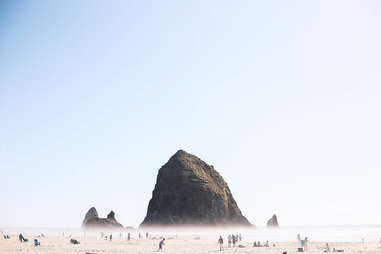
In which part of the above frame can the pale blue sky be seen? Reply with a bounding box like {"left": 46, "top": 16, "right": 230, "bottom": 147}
{"left": 1, "top": 0, "right": 381, "bottom": 227}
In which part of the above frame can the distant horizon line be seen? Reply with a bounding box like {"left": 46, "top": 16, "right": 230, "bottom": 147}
{"left": 2, "top": 224, "right": 381, "bottom": 230}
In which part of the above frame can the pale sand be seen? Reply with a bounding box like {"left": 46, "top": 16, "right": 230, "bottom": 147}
{"left": 1, "top": 235, "right": 380, "bottom": 254}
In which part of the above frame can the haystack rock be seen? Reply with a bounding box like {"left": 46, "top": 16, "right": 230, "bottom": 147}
{"left": 266, "top": 214, "right": 279, "bottom": 228}
{"left": 140, "top": 150, "right": 253, "bottom": 227}
{"left": 82, "top": 207, "right": 123, "bottom": 230}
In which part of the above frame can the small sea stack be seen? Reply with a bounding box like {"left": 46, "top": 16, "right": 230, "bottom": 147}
{"left": 266, "top": 214, "right": 279, "bottom": 228}
{"left": 140, "top": 150, "right": 253, "bottom": 227}
{"left": 82, "top": 207, "right": 123, "bottom": 230}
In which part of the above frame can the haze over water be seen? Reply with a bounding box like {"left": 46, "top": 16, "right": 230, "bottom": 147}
{"left": 2, "top": 225, "right": 381, "bottom": 243}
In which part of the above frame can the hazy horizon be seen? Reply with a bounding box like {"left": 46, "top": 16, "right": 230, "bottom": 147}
{"left": 1, "top": 0, "right": 381, "bottom": 228}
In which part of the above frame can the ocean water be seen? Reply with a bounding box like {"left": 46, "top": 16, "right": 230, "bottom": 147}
{"left": 2, "top": 225, "right": 381, "bottom": 242}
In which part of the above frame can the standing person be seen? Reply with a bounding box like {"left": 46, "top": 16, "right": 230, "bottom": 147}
{"left": 326, "top": 243, "right": 330, "bottom": 252}
{"left": 228, "top": 235, "right": 232, "bottom": 248}
{"left": 158, "top": 238, "right": 165, "bottom": 251}
{"left": 298, "top": 234, "right": 303, "bottom": 249}
{"left": 110, "top": 234, "right": 112, "bottom": 241}
{"left": 303, "top": 237, "right": 308, "bottom": 252}
{"left": 297, "top": 233, "right": 301, "bottom": 248}
{"left": 218, "top": 236, "right": 224, "bottom": 251}
{"left": 146, "top": 232, "right": 149, "bottom": 239}
{"left": 139, "top": 233, "right": 142, "bottom": 239}
{"left": 232, "top": 235, "right": 236, "bottom": 247}
{"left": 128, "top": 232, "right": 130, "bottom": 241}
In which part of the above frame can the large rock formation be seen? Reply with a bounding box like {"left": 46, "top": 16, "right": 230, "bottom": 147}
{"left": 82, "top": 207, "right": 123, "bottom": 230}
{"left": 140, "top": 150, "right": 252, "bottom": 227}
{"left": 266, "top": 214, "right": 279, "bottom": 228}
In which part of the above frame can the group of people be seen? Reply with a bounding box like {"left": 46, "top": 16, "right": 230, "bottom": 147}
{"left": 100, "top": 231, "right": 150, "bottom": 241}
{"left": 253, "top": 240, "right": 270, "bottom": 247}
{"left": 324, "top": 243, "right": 344, "bottom": 253}
{"left": 227, "top": 234, "right": 242, "bottom": 247}
{"left": 297, "top": 233, "right": 309, "bottom": 252}
{"left": 101, "top": 232, "right": 113, "bottom": 241}
{"left": 18, "top": 233, "right": 41, "bottom": 246}
{"left": 217, "top": 234, "right": 243, "bottom": 250}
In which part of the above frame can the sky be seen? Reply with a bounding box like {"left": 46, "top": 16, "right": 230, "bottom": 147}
{"left": 1, "top": 0, "right": 381, "bottom": 228}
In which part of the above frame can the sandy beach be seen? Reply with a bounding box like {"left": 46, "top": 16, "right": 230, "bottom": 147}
{"left": 1, "top": 234, "right": 380, "bottom": 254}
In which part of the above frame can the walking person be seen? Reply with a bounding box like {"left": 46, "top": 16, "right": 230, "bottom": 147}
{"left": 218, "top": 236, "right": 224, "bottom": 251}
{"left": 158, "top": 238, "right": 165, "bottom": 251}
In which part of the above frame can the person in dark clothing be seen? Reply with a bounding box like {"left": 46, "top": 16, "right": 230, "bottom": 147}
{"left": 218, "top": 236, "right": 224, "bottom": 251}
{"left": 158, "top": 238, "right": 165, "bottom": 251}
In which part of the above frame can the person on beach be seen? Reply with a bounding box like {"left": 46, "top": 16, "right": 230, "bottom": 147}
{"left": 218, "top": 236, "right": 224, "bottom": 251}
{"left": 228, "top": 235, "right": 232, "bottom": 247}
{"left": 110, "top": 234, "right": 112, "bottom": 241}
{"left": 232, "top": 235, "right": 236, "bottom": 247}
{"left": 326, "top": 243, "right": 330, "bottom": 252}
{"left": 158, "top": 238, "right": 165, "bottom": 251}
{"left": 303, "top": 237, "right": 308, "bottom": 252}
{"left": 298, "top": 234, "right": 303, "bottom": 249}
{"left": 19, "top": 234, "right": 24, "bottom": 242}
{"left": 146, "top": 232, "right": 149, "bottom": 238}
{"left": 297, "top": 233, "right": 302, "bottom": 248}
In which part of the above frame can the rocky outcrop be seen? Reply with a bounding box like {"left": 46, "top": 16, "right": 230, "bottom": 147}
{"left": 266, "top": 214, "right": 279, "bottom": 227}
{"left": 107, "top": 211, "right": 116, "bottom": 220}
{"left": 83, "top": 207, "right": 98, "bottom": 221}
{"left": 140, "top": 150, "right": 252, "bottom": 227}
{"left": 82, "top": 207, "right": 123, "bottom": 230}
